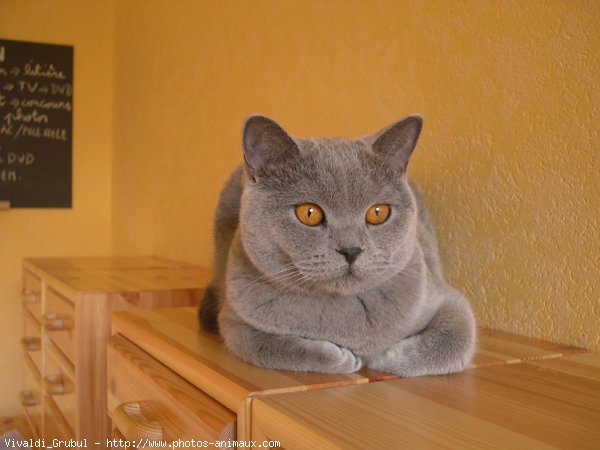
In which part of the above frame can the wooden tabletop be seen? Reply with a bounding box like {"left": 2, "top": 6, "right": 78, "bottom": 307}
{"left": 471, "top": 328, "right": 588, "bottom": 367}
{"left": 252, "top": 353, "right": 600, "bottom": 449}
{"left": 111, "top": 307, "right": 588, "bottom": 414}
{"left": 24, "top": 256, "right": 193, "bottom": 272}
{"left": 23, "top": 257, "right": 212, "bottom": 300}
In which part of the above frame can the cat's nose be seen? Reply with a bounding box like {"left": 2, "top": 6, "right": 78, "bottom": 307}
{"left": 336, "top": 247, "right": 363, "bottom": 265}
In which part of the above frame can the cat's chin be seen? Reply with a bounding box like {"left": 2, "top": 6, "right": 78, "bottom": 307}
{"left": 312, "top": 271, "right": 382, "bottom": 296}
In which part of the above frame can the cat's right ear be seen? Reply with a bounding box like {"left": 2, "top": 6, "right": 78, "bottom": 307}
{"left": 242, "top": 116, "right": 300, "bottom": 182}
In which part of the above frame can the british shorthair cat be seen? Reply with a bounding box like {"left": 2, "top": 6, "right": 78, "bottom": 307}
{"left": 199, "top": 115, "right": 476, "bottom": 377}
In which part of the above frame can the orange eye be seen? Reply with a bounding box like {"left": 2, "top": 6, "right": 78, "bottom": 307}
{"left": 366, "top": 204, "right": 390, "bottom": 225}
{"left": 295, "top": 203, "right": 324, "bottom": 226}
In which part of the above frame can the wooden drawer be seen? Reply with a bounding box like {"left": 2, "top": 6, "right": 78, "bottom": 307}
{"left": 23, "top": 310, "right": 42, "bottom": 374}
{"left": 44, "top": 287, "right": 76, "bottom": 363}
{"left": 22, "top": 353, "right": 42, "bottom": 439}
{"left": 44, "top": 343, "right": 76, "bottom": 435}
{"left": 107, "top": 335, "right": 236, "bottom": 443}
{"left": 45, "top": 395, "right": 75, "bottom": 441}
{"left": 22, "top": 269, "right": 42, "bottom": 322}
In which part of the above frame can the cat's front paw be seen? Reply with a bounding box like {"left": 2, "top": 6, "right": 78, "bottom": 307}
{"left": 367, "top": 335, "right": 468, "bottom": 377}
{"left": 317, "top": 340, "right": 362, "bottom": 373}
{"left": 368, "top": 342, "right": 415, "bottom": 377}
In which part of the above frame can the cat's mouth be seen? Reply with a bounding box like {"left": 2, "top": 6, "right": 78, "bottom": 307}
{"left": 325, "top": 266, "right": 366, "bottom": 292}
{"left": 335, "top": 264, "right": 396, "bottom": 293}
{"left": 291, "top": 262, "right": 376, "bottom": 295}
{"left": 345, "top": 265, "right": 359, "bottom": 278}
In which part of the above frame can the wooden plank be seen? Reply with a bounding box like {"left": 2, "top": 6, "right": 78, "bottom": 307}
{"left": 44, "top": 395, "right": 74, "bottom": 440}
{"left": 76, "top": 292, "right": 109, "bottom": 441}
{"left": 251, "top": 353, "right": 600, "bottom": 449}
{"left": 45, "top": 343, "right": 77, "bottom": 435}
{"left": 23, "top": 256, "right": 193, "bottom": 272}
{"left": 527, "top": 352, "right": 600, "bottom": 381}
{"left": 44, "top": 286, "right": 76, "bottom": 364}
{"left": 21, "top": 355, "right": 42, "bottom": 439}
{"left": 107, "top": 335, "right": 236, "bottom": 441}
{"left": 470, "top": 328, "right": 589, "bottom": 368}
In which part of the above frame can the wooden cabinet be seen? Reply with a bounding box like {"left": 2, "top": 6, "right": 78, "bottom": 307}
{"left": 107, "top": 307, "right": 389, "bottom": 442}
{"left": 107, "top": 306, "right": 590, "bottom": 446}
{"left": 20, "top": 257, "right": 211, "bottom": 442}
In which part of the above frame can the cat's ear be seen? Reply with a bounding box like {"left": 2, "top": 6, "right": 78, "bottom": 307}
{"left": 371, "top": 115, "right": 423, "bottom": 171}
{"left": 242, "top": 115, "right": 300, "bottom": 182}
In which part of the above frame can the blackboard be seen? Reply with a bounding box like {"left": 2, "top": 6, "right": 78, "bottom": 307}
{"left": 0, "top": 39, "right": 73, "bottom": 208}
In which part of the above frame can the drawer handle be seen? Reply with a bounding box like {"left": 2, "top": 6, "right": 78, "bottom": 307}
{"left": 44, "top": 374, "right": 74, "bottom": 395}
{"left": 113, "top": 402, "right": 164, "bottom": 442}
{"left": 19, "top": 390, "right": 38, "bottom": 407}
{"left": 43, "top": 313, "right": 73, "bottom": 331}
{"left": 21, "top": 337, "right": 41, "bottom": 352}
{"left": 23, "top": 292, "right": 40, "bottom": 304}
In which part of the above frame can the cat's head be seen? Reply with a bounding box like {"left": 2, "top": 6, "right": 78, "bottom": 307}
{"left": 239, "top": 115, "right": 423, "bottom": 295}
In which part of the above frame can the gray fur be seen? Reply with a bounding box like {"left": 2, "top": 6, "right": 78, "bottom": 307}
{"left": 199, "top": 115, "right": 476, "bottom": 377}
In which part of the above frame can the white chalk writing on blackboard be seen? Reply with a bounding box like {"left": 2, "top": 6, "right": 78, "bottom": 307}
{"left": 0, "top": 143, "right": 22, "bottom": 182}
{"left": 1, "top": 69, "right": 73, "bottom": 140}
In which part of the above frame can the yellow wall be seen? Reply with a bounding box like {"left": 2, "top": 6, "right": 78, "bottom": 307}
{"left": 112, "top": 0, "right": 599, "bottom": 350}
{"left": 1, "top": 0, "right": 598, "bottom": 417}
{"left": 113, "top": 0, "right": 600, "bottom": 349}
{"left": 0, "top": 1, "right": 114, "bottom": 414}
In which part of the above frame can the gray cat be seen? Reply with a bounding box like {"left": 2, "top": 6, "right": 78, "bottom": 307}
{"left": 199, "top": 115, "right": 476, "bottom": 377}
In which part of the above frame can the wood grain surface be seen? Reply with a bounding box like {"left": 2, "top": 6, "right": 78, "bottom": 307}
{"left": 112, "top": 308, "right": 379, "bottom": 413}
{"left": 107, "top": 335, "right": 236, "bottom": 441}
{"left": 252, "top": 353, "right": 600, "bottom": 449}
{"left": 21, "top": 257, "right": 209, "bottom": 442}
{"left": 471, "top": 328, "right": 589, "bottom": 368}
{"left": 23, "top": 257, "right": 211, "bottom": 301}
{"left": 112, "top": 307, "right": 588, "bottom": 413}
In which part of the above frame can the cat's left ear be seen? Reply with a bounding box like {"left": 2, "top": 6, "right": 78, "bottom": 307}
{"left": 371, "top": 115, "right": 423, "bottom": 171}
